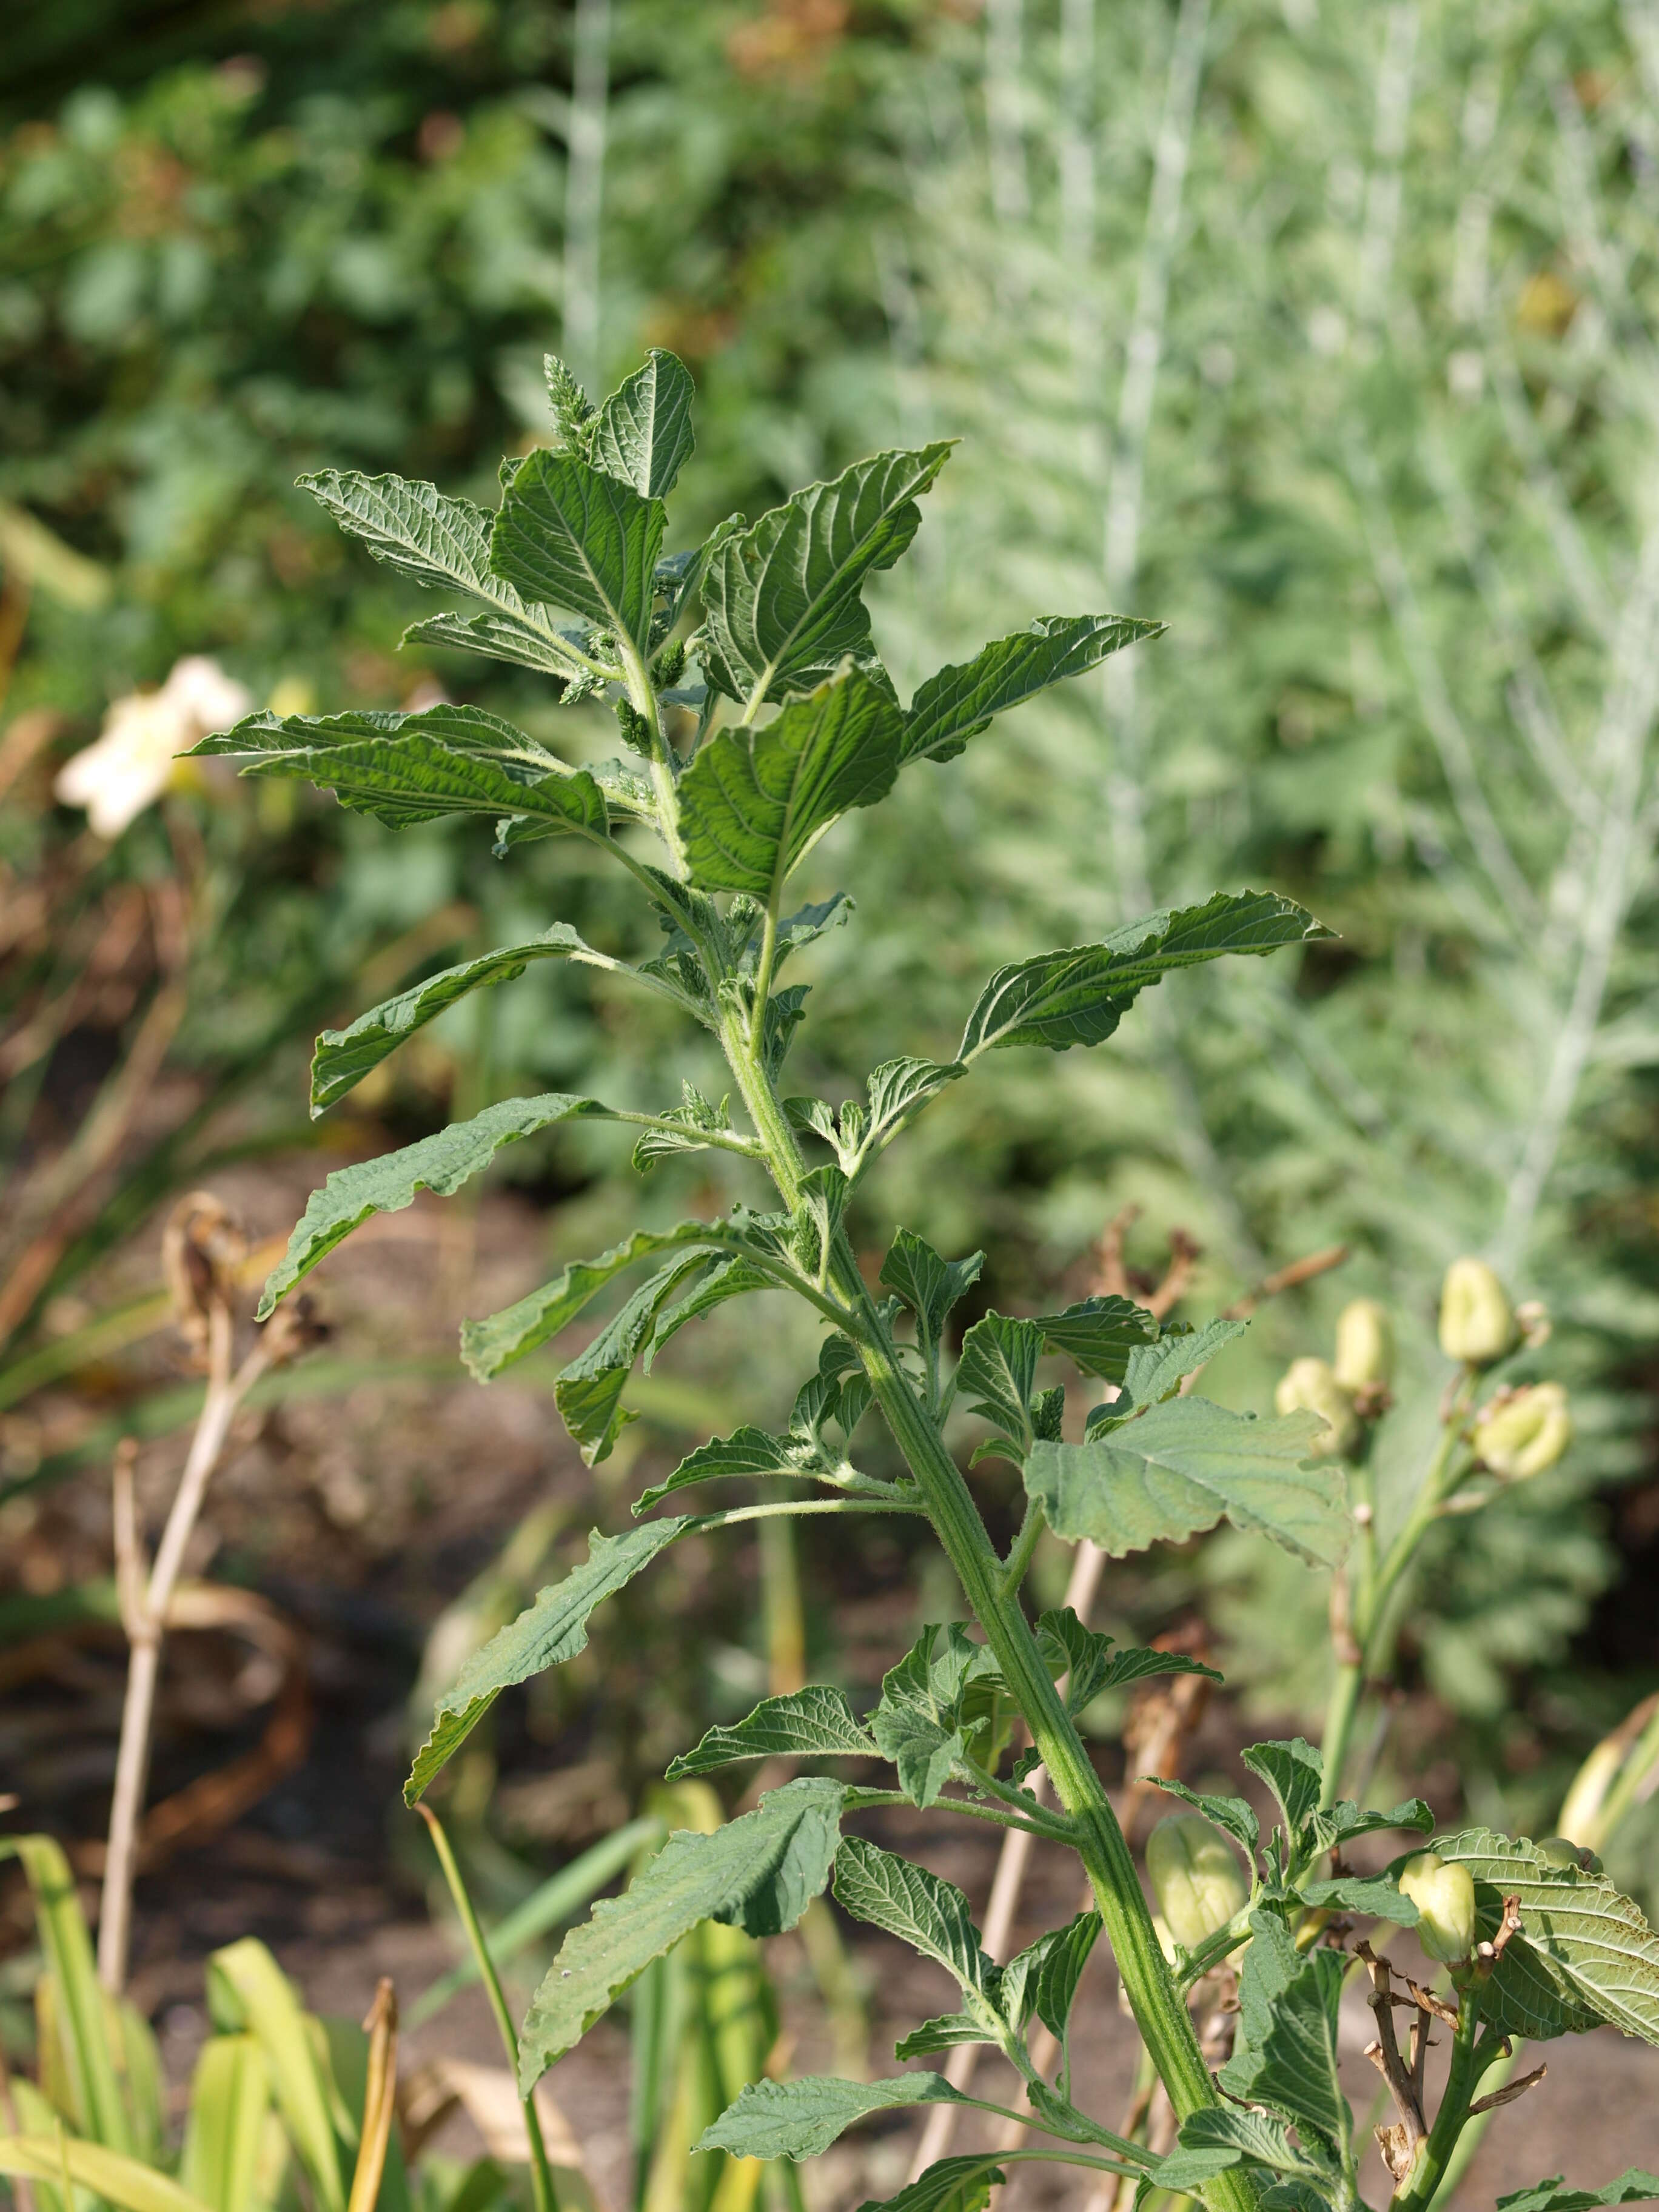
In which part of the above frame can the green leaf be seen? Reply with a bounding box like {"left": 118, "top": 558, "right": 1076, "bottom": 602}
{"left": 668, "top": 1687, "right": 879, "bottom": 1778}
{"left": 893, "top": 2014, "right": 993, "bottom": 2059}
{"left": 1118, "top": 1318, "right": 1249, "bottom": 1408}
{"left": 902, "top": 614, "right": 1163, "bottom": 766}
{"left": 1033, "top": 1295, "right": 1159, "bottom": 1384}
{"left": 205, "top": 1939, "right": 346, "bottom": 2212}
{"left": 854, "top": 2155, "right": 1005, "bottom": 2212}
{"left": 459, "top": 1218, "right": 763, "bottom": 1384}
{"left": 1034, "top": 1608, "right": 1221, "bottom": 1715}
{"left": 1024, "top": 1398, "right": 1344, "bottom": 1568}
{"left": 0, "top": 2139, "right": 217, "bottom": 2212}
{"left": 489, "top": 448, "right": 665, "bottom": 648}
{"left": 956, "top": 1312, "right": 1044, "bottom": 1461}
{"left": 309, "top": 928, "right": 595, "bottom": 1115}
{"left": 258, "top": 1093, "right": 612, "bottom": 1319}
{"left": 958, "top": 891, "right": 1332, "bottom": 1058}
{"left": 1144, "top": 1780, "right": 1261, "bottom": 1864}
{"left": 677, "top": 669, "right": 905, "bottom": 899}
{"left": 298, "top": 468, "right": 586, "bottom": 667}
{"left": 1009, "top": 1910, "right": 1101, "bottom": 2040}
{"left": 863, "top": 1057, "right": 966, "bottom": 1153}
{"left": 179, "top": 2038, "right": 272, "bottom": 2212}
{"left": 517, "top": 1777, "right": 843, "bottom": 2086}
{"left": 405, "top": 1520, "right": 688, "bottom": 1801}
{"left": 400, "top": 608, "right": 597, "bottom": 679}
{"left": 197, "top": 709, "right": 610, "bottom": 845}
{"left": 1429, "top": 1827, "right": 1659, "bottom": 2043}
{"left": 1153, "top": 2109, "right": 1338, "bottom": 2197}
{"left": 1292, "top": 1874, "right": 1417, "bottom": 1925}
{"left": 698, "top": 2073, "right": 967, "bottom": 2161}
{"left": 699, "top": 441, "right": 954, "bottom": 710}
{"left": 1498, "top": 2174, "right": 1659, "bottom": 2212}
{"left": 553, "top": 1251, "right": 719, "bottom": 1463}
{"left": 1220, "top": 1912, "right": 1350, "bottom": 2153}
{"left": 1240, "top": 1740, "right": 1326, "bottom": 1844}
{"left": 867, "top": 1623, "right": 1003, "bottom": 1809}
{"left": 879, "top": 1232, "right": 985, "bottom": 1368}
{"left": 833, "top": 1835, "right": 993, "bottom": 2000}
{"left": 589, "top": 348, "right": 695, "bottom": 499}
{"left": 0, "top": 1834, "right": 132, "bottom": 2150}
{"left": 1299, "top": 1795, "right": 1434, "bottom": 1860}
{"left": 632, "top": 1085, "right": 737, "bottom": 1170}
{"left": 634, "top": 1425, "right": 817, "bottom": 1509}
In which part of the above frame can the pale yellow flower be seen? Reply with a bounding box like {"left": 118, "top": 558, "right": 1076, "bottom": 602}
{"left": 55, "top": 655, "right": 252, "bottom": 838}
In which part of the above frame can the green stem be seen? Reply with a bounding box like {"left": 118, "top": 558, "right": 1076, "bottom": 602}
{"left": 615, "top": 636, "right": 685, "bottom": 871}
{"left": 840, "top": 1786, "right": 1073, "bottom": 1844}
{"left": 1390, "top": 2001, "right": 1492, "bottom": 2212}
{"left": 1001, "top": 1497, "right": 1047, "bottom": 1598}
{"left": 1319, "top": 1403, "right": 1473, "bottom": 1811}
{"left": 415, "top": 1805, "right": 560, "bottom": 2212}
{"left": 714, "top": 1010, "right": 1255, "bottom": 2212}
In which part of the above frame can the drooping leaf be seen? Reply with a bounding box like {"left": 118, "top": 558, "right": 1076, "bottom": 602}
{"left": 879, "top": 1232, "right": 984, "bottom": 1367}
{"left": 866, "top": 1623, "right": 1004, "bottom": 1809}
{"left": 590, "top": 349, "right": 695, "bottom": 499}
{"left": 1429, "top": 1828, "right": 1659, "bottom": 2043}
{"left": 197, "top": 712, "right": 609, "bottom": 846}
{"left": 1034, "top": 1609, "right": 1221, "bottom": 1715}
{"left": 400, "top": 608, "right": 597, "bottom": 679}
{"left": 958, "top": 891, "right": 1332, "bottom": 1059}
{"left": 634, "top": 1426, "right": 821, "bottom": 1509}
{"left": 1497, "top": 2174, "right": 1659, "bottom": 2212}
{"left": 697, "top": 2072, "right": 967, "bottom": 2161}
{"left": 298, "top": 469, "right": 588, "bottom": 669}
{"left": 259, "top": 1093, "right": 614, "bottom": 1318}
{"left": 0, "top": 2138, "right": 217, "bottom": 2212}
{"left": 1005, "top": 1911, "right": 1101, "bottom": 2040}
{"left": 641, "top": 1253, "right": 773, "bottom": 1362}
{"left": 832, "top": 1835, "right": 994, "bottom": 2001}
{"left": 677, "top": 669, "right": 905, "bottom": 899}
{"left": 1240, "top": 1740, "right": 1326, "bottom": 1844}
{"left": 902, "top": 614, "right": 1163, "bottom": 766}
{"left": 668, "top": 1688, "right": 879, "bottom": 1778}
{"left": 1024, "top": 1398, "right": 1344, "bottom": 1567}
{"left": 459, "top": 1218, "right": 766, "bottom": 1382}
{"left": 1144, "top": 1780, "right": 1261, "bottom": 1865}
{"left": 405, "top": 1521, "right": 689, "bottom": 1801}
{"left": 1221, "top": 1912, "right": 1351, "bottom": 2154}
{"left": 855, "top": 2156, "right": 1005, "bottom": 2212}
{"left": 894, "top": 2014, "right": 994, "bottom": 2059}
{"left": 309, "top": 928, "right": 596, "bottom": 1115}
{"left": 517, "top": 1777, "right": 843, "bottom": 2086}
{"left": 1034, "top": 1295, "right": 1159, "bottom": 1384}
{"left": 1117, "top": 1318, "right": 1249, "bottom": 1408}
{"left": 699, "top": 442, "right": 954, "bottom": 709}
{"left": 194, "top": 698, "right": 554, "bottom": 767}
{"left": 1153, "top": 2108, "right": 1338, "bottom": 2197}
{"left": 489, "top": 448, "right": 665, "bottom": 648}
{"left": 956, "top": 1313, "right": 1044, "bottom": 1461}
{"left": 552, "top": 1251, "right": 719, "bottom": 1463}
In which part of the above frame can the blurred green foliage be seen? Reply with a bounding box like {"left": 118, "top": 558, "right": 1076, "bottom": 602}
{"left": 3, "top": 0, "right": 1656, "bottom": 1860}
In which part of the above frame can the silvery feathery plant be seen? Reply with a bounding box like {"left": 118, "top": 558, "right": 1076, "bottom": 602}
{"left": 201, "top": 352, "right": 1659, "bottom": 2212}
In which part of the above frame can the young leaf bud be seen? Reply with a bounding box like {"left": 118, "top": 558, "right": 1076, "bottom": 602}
{"left": 1333, "top": 1298, "right": 1394, "bottom": 1393}
{"left": 1438, "top": 1257, "right": 1516, "bottom": 1366}
{"left": 1398, "top": 1851, "right": 1477, "bottom": 1964}
{"left": 1273, "top": 1356, "right": 1360, "bottom": 1457}
{"left": 1472, "top": 1382, "right": 1571, "bottom": 1481}
{"left": 1145, "top": 1815, "right": 1249, "bottom": 1952}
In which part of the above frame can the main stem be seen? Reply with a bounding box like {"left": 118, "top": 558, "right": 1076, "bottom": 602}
{"left": 717, "top": 1010, "right": 1252, "bottom": 2212}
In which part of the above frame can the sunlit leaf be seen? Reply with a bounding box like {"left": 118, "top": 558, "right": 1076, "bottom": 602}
{"left": 902, "top": 614, "right": 1163, "bottom": 765}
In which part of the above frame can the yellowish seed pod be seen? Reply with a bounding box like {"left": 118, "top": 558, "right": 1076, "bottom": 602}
{"left": 1333, "top": 1298, "right": 1394, "bottom": 1392}
{"left": 1438, "top": 1257, "right": 1516, "bottom": 1366}
{"left": 1145, "top": 1816, "right": 1249, "bottom": 1952}
{"left": 1473, "top": 1382, "right": 1572, "bottom": 1481}
{"left": 1398, "top": 1851, "right": 1477, "bottom": 1964}
{"left": 1273, "top": 1356, "right": 1360, "bottom": 1458}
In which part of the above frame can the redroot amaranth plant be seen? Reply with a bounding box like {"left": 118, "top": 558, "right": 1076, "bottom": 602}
{"left": 207, "top": 352, "right": 1659, "bottom": 2212}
